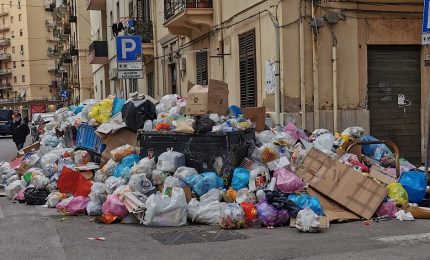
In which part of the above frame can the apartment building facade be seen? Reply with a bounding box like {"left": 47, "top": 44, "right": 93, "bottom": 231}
{"left": 88, "top": 0, "right": 427, "bottom": 163}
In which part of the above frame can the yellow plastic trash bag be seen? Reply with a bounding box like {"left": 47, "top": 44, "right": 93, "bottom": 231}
{"left": 387, "top": 183, "right": 408, "bottom": 207}
{"left": 89, "top": 99, "right": 113, "bottom": 124}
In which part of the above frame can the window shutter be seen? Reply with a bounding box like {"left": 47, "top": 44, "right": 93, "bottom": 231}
{"left": 239, "top": 29, "right": 257, "bottom": 107}
{"left": 196, "top": 51, "right": 208, "bottom": 85}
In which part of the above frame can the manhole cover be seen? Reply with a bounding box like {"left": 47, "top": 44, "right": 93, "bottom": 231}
{"left": 152, "top": 228, "right": 248, "bottom": 245}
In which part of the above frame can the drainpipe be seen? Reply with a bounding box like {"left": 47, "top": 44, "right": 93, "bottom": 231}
{"left": 152, "top": 0, "right": 159, "bottom": 98}
{"left": 311, "top": 0, "right": 319, "bottom": 129}
{"left": 217, "top": 0, "right": 224, "bottom": 81}
{"left": 332, "top": 33, "right": 338, "bottom": 133}
{"left": 275, "top": 21, "right": 281, "bottom": 128}
{"left": 299, "top": 17, "right": 306, "bottom": 129}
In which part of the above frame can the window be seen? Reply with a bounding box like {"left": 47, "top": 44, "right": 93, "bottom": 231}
{"left": 17, "top": 1, "right": 20, "bottom": 9}
{"left": 13, "top": 76, "right": 17, "bottom": 83}
{"left": 12, "top": 61, "right": 15, "bottom": 68}
{"left": 10, "top": 16, "right": 13, "bottom": 23}
{"left": 147, "top": 72, "right": 154, "bottom": 97}
{"left": 18, "top": 14, "right": 22, "bottom": 21}
{"left": 21, "top": 75, "right": 25, "bottom": 83}
{"left": 19, "top": 29, "right": 22, "bottom": 37}
{"left": 11, "top": 46, "right": 14, "bottom": 53}
{"left": 238, "top": 29, "right": 257, "bottom": 107}
{"left": 137, "top": 0, "right": 151, "bottom": 23}
{"left": 21, "top": 60, "right": 24, "bottom": 67}
{"left": 196, "top": 51, "right": 208, "bottom": 85}
{"left": 20, "top": 45, "right": 23, "bottom": 54}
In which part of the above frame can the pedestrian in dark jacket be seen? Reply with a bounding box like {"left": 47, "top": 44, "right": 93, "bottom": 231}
{"left": 11, "top": 113, "right": 29, "bottom": 150}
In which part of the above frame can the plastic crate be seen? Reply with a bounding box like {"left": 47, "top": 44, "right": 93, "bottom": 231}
{"left": 75, "top": 123, "right": 105, "bottom": 154}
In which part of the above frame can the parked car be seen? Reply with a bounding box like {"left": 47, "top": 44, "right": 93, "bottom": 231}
{"left": 0, "top": 109, "right": 13, "bottom": 136}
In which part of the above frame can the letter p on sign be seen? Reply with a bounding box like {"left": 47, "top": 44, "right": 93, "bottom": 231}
{"left": 116, "top": 36, "right": 142, "bottom": 62}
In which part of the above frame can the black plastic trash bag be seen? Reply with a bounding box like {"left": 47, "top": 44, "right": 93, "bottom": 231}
{"left": 122, "top": 99, "right": 156, "bottom": 132}
{"left": 265, "top": 190, "right": 301, "bottom": 218}
{"left": 195, "top": 116, "right": 215, "bottom": 133}
{"left": 24, "top": 187, "right": 50, "bottom": 205}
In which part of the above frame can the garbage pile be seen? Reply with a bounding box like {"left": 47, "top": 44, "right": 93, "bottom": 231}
{"left": 1, "top": 80, "right": 430, "bottom": 232}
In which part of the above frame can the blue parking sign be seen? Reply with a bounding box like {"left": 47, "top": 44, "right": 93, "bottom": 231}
{"left": 116, "top": 36, "right": 142, "bottom": 62}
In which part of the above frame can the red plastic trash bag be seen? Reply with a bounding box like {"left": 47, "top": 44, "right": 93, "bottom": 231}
{"left": 102, "top": 195, "right": 129, "bottom": 219}
{"left": 57, "top": 167, "right": 92, "bottom": 197}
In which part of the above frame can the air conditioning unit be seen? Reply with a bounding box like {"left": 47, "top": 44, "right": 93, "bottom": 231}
{"left": 109, "top": 68, "right": 118, "bottom": 80}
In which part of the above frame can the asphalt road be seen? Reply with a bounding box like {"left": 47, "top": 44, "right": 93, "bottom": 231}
{"left": 1, "top": 197, "right": 430, "bottom": 260}
{"left": 0, "top": 134, "right": 32, "bottom": 162}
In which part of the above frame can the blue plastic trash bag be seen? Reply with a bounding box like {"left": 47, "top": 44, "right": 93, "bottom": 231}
{"left": 184, "top": 172, "right": 224, "bottom": 197}
{"left": 229, "top": 105, "right": 242, "bottom": 118}
{"left": 114, "top": 154, "right": 140, "bottom": 179}
{"left": 112, "top": 97, "right": 126, "bottom": 116}
{"left": 361, "top": 135, "right": 393, "bottom": 161}
{"left": 74, "top": 105, "right": 84, "bottom": 115}
{"left": 288, "top": 194, "right": 324, "bottom": 216}
{"left": 399, "top": 170, "right": 427, "bottom": 204}
{"left": 231, "top": 168, "right": 250, "bottom": 191}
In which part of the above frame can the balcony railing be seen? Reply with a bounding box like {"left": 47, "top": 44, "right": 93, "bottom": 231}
{"left": 0, "top": 23, "right": 10, "bottom": 32}
{"left": 47, "top": 36, "right": 60, "bottom": 42}
{"left": 45, "top": 19, "right": 56, "bottom": 27}
{"left": 0, "top": 53, "right": 11, "bottom": 60}
{"left": 0, "top": 83, "right": 11, "bottom": 90}
{"left": 0, "top": 38, "right": 10, "bottom": 46}
{"left": 0, "top": 69, "right": 12, "bottom": 75}
{"left": 135, "top": 21, "right": 153, "bottom": 43}
{"left": 164, "top": 0, "right": 212, "bottom": 21}
{"left": 48, "top": 48, "right": 60, "bottom": 57}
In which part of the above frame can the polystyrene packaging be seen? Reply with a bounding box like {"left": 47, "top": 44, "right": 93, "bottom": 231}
{"left": 110, "top": 144, "right": 135, "bottom": 162}
{"left": 156, "top": 149, "right": 185, "bottom": 173}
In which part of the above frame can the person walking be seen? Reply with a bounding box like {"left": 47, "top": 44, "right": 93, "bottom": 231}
{"left": 11, "top": 113, "right": 30, "bottom": 150}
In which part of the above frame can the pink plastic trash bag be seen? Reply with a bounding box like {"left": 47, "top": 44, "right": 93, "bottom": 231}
{"left": 65, "top": 196, "right": 90, "bottom": 215}
{"left": 13, "top": 188, "right": 26, "bottom": 203}
{"left": 283, "top": 122, "right": 309, "bottom": 142}
{"left": 102, "top": 195, "right": 129, "bottom": 219}
{"left": 376, "top": 201, "right": 397, "bottom": 218}
{"left": 274, "top": 168, "right": 305, "bottom": 193}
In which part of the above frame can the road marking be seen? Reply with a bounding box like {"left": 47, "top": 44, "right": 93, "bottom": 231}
{"left": 0, "top": 206, "right": 4, "bottom": 218}
{"left": 372, "top": 233, "right": 430, "bottom": 246}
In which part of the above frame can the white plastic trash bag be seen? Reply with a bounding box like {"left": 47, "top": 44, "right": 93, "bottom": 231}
{"left": 295, "top": 208, "right": 320, "bottom": 233}
{"left": 189, "top": 199, "right": 225, "bottom": 226}
{"left": 130, "top": 157, "right": 155, "bottom": 177}
{"left": 45, "top": 191, "right": 66, "bottom": 208}
{"left": 174, "top": 166, "right": 198, "bottom": 180}
{"left": 156, "top": 149, "right": 185, "bottom": 173}
{"left": 143, "top": 187, "right": 187, "bottom": 227}
{"left": 86, "top": 201, "right": 103, "bottom": 216}
{"left": 105, "top": 176, "right": 126, "bottom": 194}
{"left": 313, "top": 133, "right": 335, "bottom": 155}
{"left": 89, "top": 183, "right": 108, "bottom": 204}
{"left": 5, "top": 180, "right": 24, "bottom": 199}
{"left": 128, "top": 174, "right": 155, "bottom": 195}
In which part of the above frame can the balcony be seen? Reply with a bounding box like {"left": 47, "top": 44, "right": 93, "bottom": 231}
{"left": 0, "top": 9, "right": 9, "bottom": 17}
{"left": 164, "top": 0, "right": 213, "bottom": 37}
{"left": 47, "top": 35, "right": 60, "bottom": 42}
{"left": 89, "top": 41, "right": 108, "bottom": 64}
{"left": 48, "top": 66, "right": 57, "bottom": 73}
{"left": 0, "top": 69, "right": 12, "bottom": 76}
{"left": 0, "top": 83, "right": 11, "bottom": 90}
{"left": 63, "top": 24, "right": 71, "bottom": 35}
{"left": 0, "top": 23, "right": 10, "bottom": 32}
{"left": 70, "top": 46, "right": 79, "bottom": 56}
{"left": 86, "top": 0, "right": 106, "bottom": 11}
{"left": 0, "top": 38, "right": 10, "bottom": 46}
{"left": 47, "top": 48, "right": 60, "bottom": 57}
{"left": 0, "top": 53, "right": 11, "bottom": 61}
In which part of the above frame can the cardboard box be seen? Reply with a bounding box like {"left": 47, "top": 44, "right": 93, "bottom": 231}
{"left": 186, "top": 80, "right": 229, "bottom": 115}
{"left": 101, "top": 128, "right": 137, "bottom": 158}
{"left": 307, "top": 188, "right": 360, "bottom": 222}
{"left": 241, "top": 107, "right": 266, "bottom": 132}
{"left": 22, "top": 142, "right": 41, "bottom": 154}
{"left": 296, "top": 148, "right": 387, "bottom": 220}
{"left": 369, "top": 166, "right": 398, "bottom": 185}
